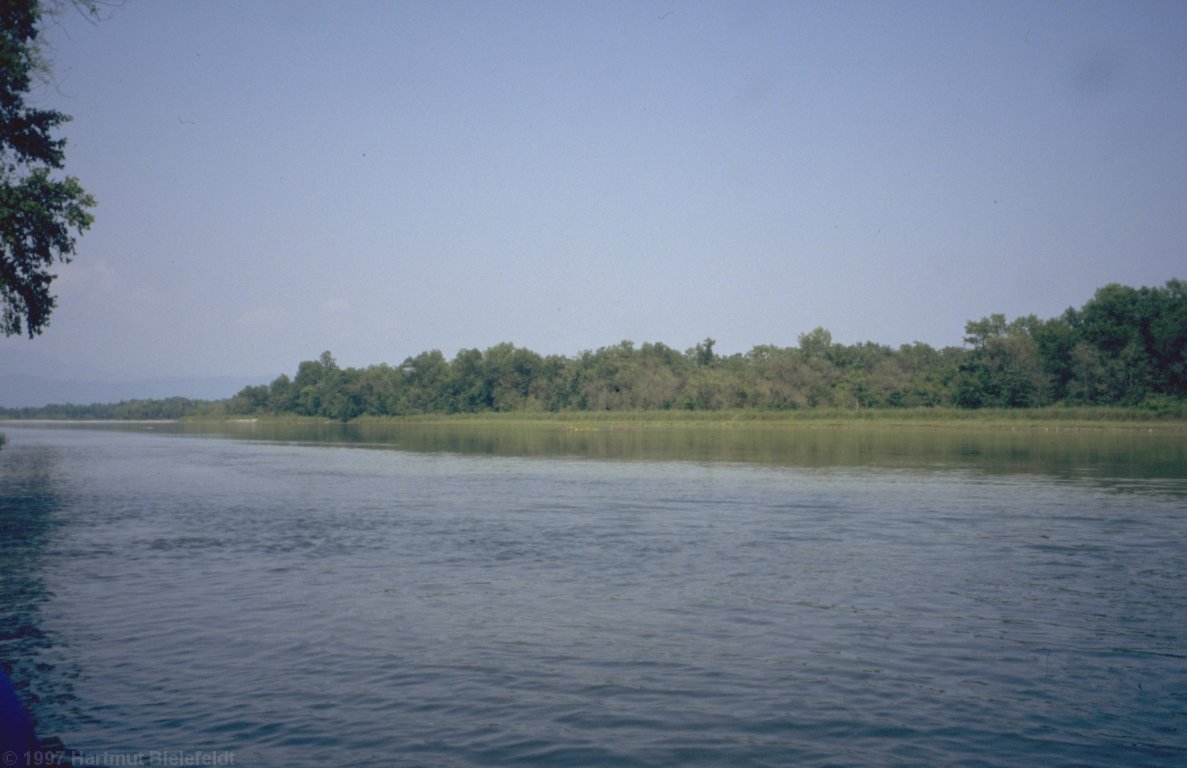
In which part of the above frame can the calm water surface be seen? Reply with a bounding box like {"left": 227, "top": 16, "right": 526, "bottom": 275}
{"left": 1, "top": 423, "right": 1185, "bottom": 766}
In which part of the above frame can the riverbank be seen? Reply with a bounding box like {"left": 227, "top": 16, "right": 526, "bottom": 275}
{"left": 0, "top": 419, "right": 180, "bottom": 425}
{"left": 196, "top": 406, "right": 1187, "bottom": 433}
{"left": 5, "top": 406, "right": 1186, "bottom": 433}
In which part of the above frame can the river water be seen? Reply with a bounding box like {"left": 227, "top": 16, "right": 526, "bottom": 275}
{"left": 1, "top": 422, "right": 1184, "bottom": 766}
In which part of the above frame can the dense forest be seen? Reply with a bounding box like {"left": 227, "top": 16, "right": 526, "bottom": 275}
{"left": 225, "top": 280, "right": 1186, "bottom": 419}
{"left": 2, "top": 281, "right": 1185, "bottom": 421}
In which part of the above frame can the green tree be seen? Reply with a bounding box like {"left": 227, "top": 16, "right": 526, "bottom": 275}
{"left": 884, "top": 342, "right": 948, "bottom": 407}
{"left": 400, "top": 349, "right": 449, "bottom": 412}
{"left": 483, "top": 342, "right": 544, "bottom": 411}
{"left": 534, "top": 353, "right": 576, "bottom": 411}
{"left": 797, "top": 327, "right": 834, "bottom": 359}
{"left": 316, "top": 364, "right": 363, "bottom": 421}
{"left": 576, "top": 341, "right": 638, "bottom": 411}
{"left": 267, "top": 373, "right": 296, "bottom": 412}
{"left": 1066, "top": 283, "right": 1174, "bottom": 403}
{"left": 447, "top": 347, "right": 490, "bottom": 412}
{"left": 688, "top": 337, "right": 716, "bottom": 367}
{"left": 955, "top": 314, "right": 1048, "bottom": 407}
{"left": 747, "top": 345, "right": 803, "bottom": 408}
{"left": 1028, "top": 315, "right": 1078, "bottom": 402}
{"left": 355, "top": 363, "right": 404, "bottom": 415}
{"left": 228, "top": 383, "right": 269, "bottom": 414}
{"left": 1, "top": 0, "right": 97, "bottom": 336}
{"left": 633, "top": 342, "right": 684, "bottom": 409}
{"left": 290, "top": 350, "right": 339, "bottom": 415}
{"left": 1149, "top": 279, "right": 1187, "bottom": 397}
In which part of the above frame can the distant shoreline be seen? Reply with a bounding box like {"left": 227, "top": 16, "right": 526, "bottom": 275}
{"left": 347, "top": 411, "right": 1187, "bottom": 433}
{"left": 0, "top": 418, "right": 180, "bottom": 425}
{"left": 3, "top": 409, "right": 1186, "bottom": 433}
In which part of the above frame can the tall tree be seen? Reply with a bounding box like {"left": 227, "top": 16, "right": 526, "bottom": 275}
{"left": 0, "top": 0, "right": 97, "bottom": 337}
{"left": 955, "top": 314, "right": 1048, "bottom": 408}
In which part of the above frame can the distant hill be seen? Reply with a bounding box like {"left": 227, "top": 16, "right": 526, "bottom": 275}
{"left": 0, "top": 373, "right": 267, "bottom": 408}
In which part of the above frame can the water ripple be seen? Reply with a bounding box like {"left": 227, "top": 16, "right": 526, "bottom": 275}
{"left": 0, "top": 426, "right": 1184, "bottom": 766}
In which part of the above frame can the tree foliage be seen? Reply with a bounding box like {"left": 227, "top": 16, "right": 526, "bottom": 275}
{"left": 210, "top": 281, "right": 1187, "bottom": 420}
{"left": 0, "top": 0, "right": 97, "bottom": 337}
{"left": 3, "top": 281, "right": 1183, "bottom": 420}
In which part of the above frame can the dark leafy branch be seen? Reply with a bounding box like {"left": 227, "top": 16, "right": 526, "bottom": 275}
{"left": 0, "top": 0, "right": 98, "bottom": 337}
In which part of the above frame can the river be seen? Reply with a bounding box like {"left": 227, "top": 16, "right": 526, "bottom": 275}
{"left": 1, "top": 422, "right": 1184, "bottom": 766}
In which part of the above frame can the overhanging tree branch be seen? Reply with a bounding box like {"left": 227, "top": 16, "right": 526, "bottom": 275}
{"left": 0, "top": 0, "right": 96, "bottom": 337}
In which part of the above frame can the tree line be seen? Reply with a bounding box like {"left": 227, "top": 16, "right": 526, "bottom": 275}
{"left": 1, "top": 280, "right": 1182, "bottom": 421}
{"left": 0, "top": 397, "right": 215, "bottom": 421}
{"left": 221, "top": 280, "right": 1185, "bottom": 420}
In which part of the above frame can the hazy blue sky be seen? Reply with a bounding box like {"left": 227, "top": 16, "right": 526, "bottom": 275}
{"left": 4, "top": 0, "right": 1185, "bottom": 383}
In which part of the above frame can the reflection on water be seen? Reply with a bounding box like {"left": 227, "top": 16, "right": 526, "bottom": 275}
{"left": 0, "top": 442, "right": 80, "bottom": 735}
{"left": 163, "top": 419, "right": 1187, "bottom": 487}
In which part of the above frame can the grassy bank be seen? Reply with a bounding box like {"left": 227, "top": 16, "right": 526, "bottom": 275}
{"left": 336, "top": 406, "right": 1187, "bottom": 432}
{"left": 0, "top": 403, "right": 1149, "bottom": 434}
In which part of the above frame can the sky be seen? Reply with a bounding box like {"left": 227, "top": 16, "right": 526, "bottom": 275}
{"left": 3, "top": 0, "right": 1186, "bottom": 389}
